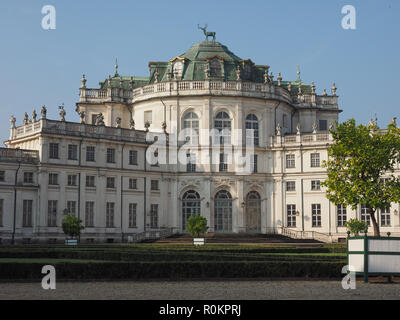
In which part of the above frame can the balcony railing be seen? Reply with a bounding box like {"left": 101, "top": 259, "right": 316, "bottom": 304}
{"left": 79, "top": 80, "right": 339, "bottom": 109}
{"left": 0, "top": 148, "right": 39, "bottom": 164}
{"left": 9, "top": 119, "right": 149, "bottom": 144}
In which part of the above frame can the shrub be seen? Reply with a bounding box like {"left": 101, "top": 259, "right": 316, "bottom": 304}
{"left": 62, "top": 215, "right": 84, "bottom": 239}
{"left": 345, "top": 218, "right": 367, "bottom": 235}
{"left": 185, "top": 214, "right": 208, "bottom": 237}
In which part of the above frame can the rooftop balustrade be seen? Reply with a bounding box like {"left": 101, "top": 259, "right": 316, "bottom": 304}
{"left": 79, "top": 79, "right": 339, "bottom": 109}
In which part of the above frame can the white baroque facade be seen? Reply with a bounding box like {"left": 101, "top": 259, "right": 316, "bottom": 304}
{"left": 1, "top": 39, "right": 399, "bottom": 244}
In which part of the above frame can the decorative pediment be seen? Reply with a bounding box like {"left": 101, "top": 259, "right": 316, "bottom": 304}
{"left": 205, "top": 55, "right": 225, "bottom": 62}
{"left": 169, "top": 56, "right": 187, "bottom": 64}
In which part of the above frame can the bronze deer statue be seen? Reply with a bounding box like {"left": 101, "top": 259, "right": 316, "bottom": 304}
{"left": 198, "top": 24, "right": 216, "bottom": 41}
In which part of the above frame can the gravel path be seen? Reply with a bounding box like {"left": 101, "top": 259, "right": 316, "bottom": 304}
{"left": 1, "top": 279, "right": 400, "bottom": 300}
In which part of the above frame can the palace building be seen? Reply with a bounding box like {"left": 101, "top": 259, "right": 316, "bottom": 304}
{"left": 1, "top": 35, "right": 398, "bottom": 244}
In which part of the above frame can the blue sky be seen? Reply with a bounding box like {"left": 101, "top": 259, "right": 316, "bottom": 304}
{"left": 0, "top": 0, "right": 399, "bottom": 144}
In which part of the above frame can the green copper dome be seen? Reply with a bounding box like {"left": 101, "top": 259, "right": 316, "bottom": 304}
{"left": 180, "top": 41, "right": 242, "bottom": 62}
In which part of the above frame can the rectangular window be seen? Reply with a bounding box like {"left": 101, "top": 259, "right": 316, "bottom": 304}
{"left": 66, "top": 201, "right": 76, "bottom": 216}
{"left": 310, "top": 153, "right": 320, "bottom": 168}
{"left": 24, "top": 172, "right": 33, "bottom": 184}
{"left": 286, "top": 181, "right": 296, "bottom": 192}
{"left": 187, "top": 154, "right": 196, "bottom": 173}
{"left": 381, "top": 207, "right": 391, "bottom": 227}
{"left": 150, "top": 204, "right": 158, "bottom": 228}
{"left": 311, "top": 180, "right": 321, "bottom": 191}
{"left": 129, "top": 150, "right": 138, "bottom": 165}
{"left": 319, "top": 120, "right": 328, "bottom": 131}
{"left": 107, "top": 148, "right": 115, "bottom": 163}
{"left": 49, "top": 143, "right": 59, "bottom": 159}
{"left": 85, "top": 201, "right": 94, "bottom": 227}
{"left": 107, "top": 177, "right": 116, "bottom": 189}
{"left": 219, "top": 153, "right": 228, "bottom": 172}
{"left": 106, "top": 202, "right": 115, "bottom": 228}
{"left": 68, "top": 144, "right": 78, "bottom": 160}
{"left": 86, "top": 175, "right": 95, "bottom": 188}
{"left": 47, "top": 200, "right": 57, "bottom": 227}
{"left": 286, "top": 154, "right": 295, "bottom": 169}
{"left": 252, "top": 155, "right": 258, "bottom": 173}
{"left": 23, "top": 200, "right": 33, "bottom": 227}
{"left": 86, "top": 146, "right": 95, "bottom": 162}
{"left": 337, "top": 204, "right": 347, "bottom": 227}
{"left": 151, "top": 180, "right": 159, "bottom": 191}
{"left": 129, "top": 203, "right": 137, "bottom": 228}
{"left": 360, "top": 205, "right": 371, "bottom": 226}
{"left": 312, "top": 204, "right": 322, "bottom": 227}
{"left": 287, "top": 204, "right": 296, "bottom": 227}
{"left": 0, "top": 199, "right": 3, "bottom": 226}
{"left": 67, "top": 174, "right": 77, "bottom": 186}
{"left": 129, "top": 178, "right": 137, "bottom": 190}
{"left": 144, "top": 111, "right": 153, "bottom": 124}
{"left": 48, "top": 173, "right": 58, "bottom": 185}
{"left": 0, "top": 171, "right": 4, "bottom": 182}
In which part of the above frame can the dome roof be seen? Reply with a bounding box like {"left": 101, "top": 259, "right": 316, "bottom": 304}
{"left": 180, "top": 41, "right": 242, "bottom": 62}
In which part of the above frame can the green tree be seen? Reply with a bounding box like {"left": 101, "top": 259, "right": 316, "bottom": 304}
{"left": 62, "top": 214, "right": 84, "bottom": 239}
{"left": 185, "top": 214, "right": 208, "bottom": 237}
{"left": 344, "top": 218, "right": 368, "bottom": 236}
{"left": 322, "top": 119, "right": 400, "bottom": 236}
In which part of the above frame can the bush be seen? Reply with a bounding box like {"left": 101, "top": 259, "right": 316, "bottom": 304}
{"left": 62, "top": 215, "right": 84, "bottom": 239}
{"left": 185, "top": 214, "right": 208, "bottom": 237}
{"left": 345, "top": 218, "right": 367, "bottom": 235}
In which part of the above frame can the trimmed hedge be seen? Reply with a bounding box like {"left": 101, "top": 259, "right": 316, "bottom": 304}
{"left": 0, "top": 249, "right": 345, "bottom": 263}
{"left": 0, "top": 260, "right": 343, "bottom": 280}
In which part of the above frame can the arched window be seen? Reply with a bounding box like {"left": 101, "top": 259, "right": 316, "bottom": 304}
{"left": 214, "top": 190, "right": 232, "bottom": 233}
{"left": 245, "top": 114, "right": 259, "bottom": 146}
{"left": 210, "top": 58, "right": 222, "bottom": 77}
{"left": 182, "top": 112, "right": 199, "bottom": 144}
{"left": 245, "top": 191, "right": 261, "bottom": 233}
{"left": 214, "top": 111, "right": 231, "bottom": 144}
{"left": 182, "top": 190, "right": 201, "bottom": 231}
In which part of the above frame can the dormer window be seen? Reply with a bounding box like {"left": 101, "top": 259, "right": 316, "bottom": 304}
{"left": 210, "top": 58, "right": 222, "bottom": 77}
{"left": 173, "top": 61, "right": 183, "bottom": 79}
{"left": 244, "top": 62, "right": 252, "bottom": 79}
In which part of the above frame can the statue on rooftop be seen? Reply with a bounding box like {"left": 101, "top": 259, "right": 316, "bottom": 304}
{"left": 144, "top": 120, "right": 150, "bottom": 132}
{"left": 23, "top": 112, "right": 29, "bottom": 125}
{"left": 197, "top": 24, "right": 216, "bottom": 42}
{"left": 41, "top": 105, "right": 47, "bottom": 119}
{"left": 95, "top": 113, "right": 105, "bottom": 126}
{"left": 154, "top": 69, "right": 159, "bottom": 83}
{"left": 32, "top": 110, "right": 37, "bottom": 122}
{"left": 276, "top": 123, "right": 281, "bottom": 136}
{"left": 59, "top": 105, "right": 66, "bottom": 122}
{"left": 236, "top": 66, "right": 241, "bottom": 81}
{"left": 79, "top": 111, "right": 85, "bottom": 124}
{"left": 391, "top": 117, "right": 397, "bottom": 127}
{"left": 264, "top": 69, "right": 269, "bottom": 84}
{"left": 312, "top": 122, "right": 318, "bottom": 134}
{"left": 10, "top": 115, "right": 16, "bottom": 128}
{"left": 115, "top": 117, "right": 122, "bottom": 128}
{"left": 129, "top": 118, "right": 135, "bottom": 130}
